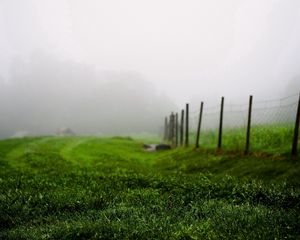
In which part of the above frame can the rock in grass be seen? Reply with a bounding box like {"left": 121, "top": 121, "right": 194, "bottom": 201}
{"left": 155, "top": 144, "right": 171, "bottom": 151}
{"left": 143, "top": 144, "right": 171, "bottom": 151}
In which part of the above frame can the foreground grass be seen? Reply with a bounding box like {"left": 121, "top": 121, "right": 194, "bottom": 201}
{"left": 0, "top": 136, "right": 300, "bottom": 239}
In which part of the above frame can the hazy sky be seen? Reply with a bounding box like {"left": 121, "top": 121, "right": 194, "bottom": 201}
{"left": 1, "top": 0, "right": 300, "bottom": 105}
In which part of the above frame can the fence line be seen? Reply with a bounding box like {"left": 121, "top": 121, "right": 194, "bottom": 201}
{"left": 163, "top": 93, "right": 300, "bottom": 157}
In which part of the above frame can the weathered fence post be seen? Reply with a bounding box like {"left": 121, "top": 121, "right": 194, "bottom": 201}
{"left": 245, "top": 95, "right": 253, "bottom": 154}
{"left": 292, "top": 93, "right": 300, "bottom": 156}
{"left": 175, "top": 113, "right": 178, "bottom": 147}
{"left": 196, "top": 102, "right": 204, "bottom": 148}
{"left": 168, "top": 113, "right": 172, "bottom": 142}
{"left": 170, "top": 112, "right": 175, "bottom": 145}
{"left": 180, "top": 109, "right": 184, "bottom": 146}
{"left": 218, "top": 97, "right": 224, "bottom": 150}
{"left": 185, "top": 104, "right": 189, "bottom": 147}
{"left": 164, "top": 117, "right": 168, "bottom": 141}
{"left": 168, "top": 114, "right": 170, "bottom": 141}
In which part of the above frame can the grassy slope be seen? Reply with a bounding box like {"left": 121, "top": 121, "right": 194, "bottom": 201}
{"left": 0, "top": 136, "right": 300, "bottom": 239}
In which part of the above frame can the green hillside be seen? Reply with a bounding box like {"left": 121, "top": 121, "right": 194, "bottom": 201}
{"left": 0, "top": 136, "right": 300, "bottom": 239}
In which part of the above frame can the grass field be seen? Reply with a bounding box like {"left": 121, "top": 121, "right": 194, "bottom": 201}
{"left": 0, "top": 134, "right": 300, "bottom": 239}
{"left": 189, "top": 123, "right": 296, "bottom": 155}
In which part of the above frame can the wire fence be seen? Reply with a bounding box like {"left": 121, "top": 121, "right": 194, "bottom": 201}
{"left": 164, "top": 93, "right": 300, "bottom": 156}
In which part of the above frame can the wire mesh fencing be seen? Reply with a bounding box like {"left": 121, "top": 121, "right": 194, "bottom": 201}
{"left": 164, "top": 93, "right": 300, "bottom": 156}
{"left": 250, "top": 94, "right": 298, "bottom": 154}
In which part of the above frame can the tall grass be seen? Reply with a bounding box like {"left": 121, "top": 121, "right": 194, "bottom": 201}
{"left": 188, "top": 124, "right": 296, "bottom": 154}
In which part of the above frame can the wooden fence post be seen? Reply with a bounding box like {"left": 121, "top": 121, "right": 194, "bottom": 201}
{"left": 164, "top": 117, "right": 168, "bottom": 141}
{"left": 292, "top": 93, "right": 300, "bottom": 156}
{"left": 180, "top": 109, "right": 184, "bottom": 146}
{"left": 245, "top": 95, "right": 253, "bottom": 154}
{"left": 195, "top": 102, "right": 204, "bottom": 148}
{"left": 175, "top": 113, "right": 178, "bottom": 147}
{"left": 170, "top": 112, "right": 175, "bottom": 145}
{"left": 218, "top": 97, "right": 224, "bottom": 150}
{"left": 168, "top": 113, "right": 172, "bottom": 142}
{"left": 185, "top": 104, "right": 189, "bottom": 147}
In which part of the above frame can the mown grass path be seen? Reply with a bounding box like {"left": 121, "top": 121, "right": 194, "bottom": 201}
{"left": 0, "top": 137, "right": 300, "bottom": 239}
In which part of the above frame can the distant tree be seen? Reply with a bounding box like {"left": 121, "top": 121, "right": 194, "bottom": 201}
{"left": 0, "top": 52, "right": 176, "bottom": 138}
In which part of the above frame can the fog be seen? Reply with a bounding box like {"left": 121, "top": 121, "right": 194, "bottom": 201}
{"left": 0, "top": 52, "right": 175, "bottom": 137}
{"left": 0, "top": 0, "right": 300, "bottom": 138}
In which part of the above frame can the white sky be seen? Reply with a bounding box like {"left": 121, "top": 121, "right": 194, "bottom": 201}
{"left": 1, "top": 0, "right": 300, "bottom": 104}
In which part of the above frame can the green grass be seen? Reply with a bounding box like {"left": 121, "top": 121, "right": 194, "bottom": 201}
{"left": 0, "top": 134, "right": 300, "bottom": 239}
{"left": 189, "top": 123, "right": 296, "bottom": 155}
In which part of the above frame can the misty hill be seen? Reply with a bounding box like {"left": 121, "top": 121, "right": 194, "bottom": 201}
{"left": 0, "top": 53, "right": 175, "bottom": 139}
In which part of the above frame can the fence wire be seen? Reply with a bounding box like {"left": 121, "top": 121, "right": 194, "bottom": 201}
{"left": 167, "top": 93, "right": 299, "bottom": 154}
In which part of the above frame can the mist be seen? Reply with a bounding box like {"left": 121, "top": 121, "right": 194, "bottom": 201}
{"left": 1, "top": 0, "right": 300, "bottom": 138}
{"left": 0, "top": 52, "right": 175, "bottom": 138}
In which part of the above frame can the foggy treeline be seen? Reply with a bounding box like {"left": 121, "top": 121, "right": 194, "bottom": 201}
{"left": 0, "top": 52, "right": 175, "bottom": 139}
{"left": 1, "top": 52, "right": 299, "bottom": 139}
{"left": 1, "top": 1, "right": 300, "bottom": 139}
